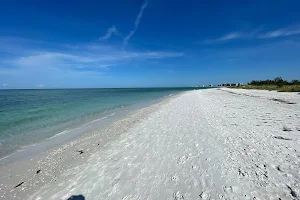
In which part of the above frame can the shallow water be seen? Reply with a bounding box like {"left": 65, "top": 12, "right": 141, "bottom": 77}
{"left": 0, "top": 87, "right": 199, "bottom": 158}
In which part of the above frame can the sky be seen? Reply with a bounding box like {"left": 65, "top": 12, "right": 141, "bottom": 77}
{"left": 0, "top": 0, "right": 300, "bottom": 88}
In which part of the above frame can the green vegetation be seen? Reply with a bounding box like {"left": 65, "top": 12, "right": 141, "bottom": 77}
{"left": 249, "top": 77, "right": 300, "bottom": 86}
{"left": 229, "top": 77, "right": 300, "bottom": 92}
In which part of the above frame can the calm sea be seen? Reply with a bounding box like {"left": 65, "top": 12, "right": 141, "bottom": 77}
{"left": 0, "top": 88, "right": 197, "bottom": 158}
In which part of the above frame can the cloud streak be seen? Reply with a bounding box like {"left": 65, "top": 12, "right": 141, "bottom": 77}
{"left": 123, "top": 0, "right": 148, "bottom": 45}
{"left": 217, "top": 32, "right": 243, "bottom": 41}
{"left": 5, "top": 42, "right": 184, "bottom": 73}
{"left": 99, "top": 26, "right": 119, "bottom": 40}
{"left": 258, "top": 26, "right": 300, "bottom": 39}
{"left": 0, "top": 36, "right": 184, "bottom": 88}
{"left": 36, "top": 84, "right": 44, "bottom": 88}
{"left": 204, "top": 25, "right": 300, "bottom": 44}
{"left": 203, "top": 32, "right": 246, "bottom": 44}
{"left": 11, "top": 50, "right": 183, "bottom": 69}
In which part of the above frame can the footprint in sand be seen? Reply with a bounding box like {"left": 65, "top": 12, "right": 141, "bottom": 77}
{"left": 173, "top": 191, "right": 184, "bottom": 200}
{"left": 171, "top": 174, "right": 179, "bottom": 182}
{"left": 199, "top": 191, "right": 211, "bottom": 200}
{"left": 192, "top": 165, "right": 199, "bottom": 170}
{"left": 177, "top": 156, "right": 190, "bottom": 165}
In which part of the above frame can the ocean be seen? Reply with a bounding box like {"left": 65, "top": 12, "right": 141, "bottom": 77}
{"left": 0, "top": 88, "right": 197, "bottom": 159}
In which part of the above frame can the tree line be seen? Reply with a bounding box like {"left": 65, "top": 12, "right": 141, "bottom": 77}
{"left": 249, "top": 77, "right": 300, "bottom": 86}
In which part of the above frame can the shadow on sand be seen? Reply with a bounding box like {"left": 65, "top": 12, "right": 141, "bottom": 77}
{"left": 67, "top": 194, "right": 85, "bottom": 200}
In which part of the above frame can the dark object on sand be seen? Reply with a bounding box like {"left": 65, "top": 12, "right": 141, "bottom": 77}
{"left": 13, "top": 181, "right": 24, "bottom": 189}
{"left": 287, "top": 185, "right": 297, "bottom": 198}
{"left": 36, "top": 169, "right": 41, "bottom": 174}
{"left": 271, "top": 98, "right": 296, "bottom": 104}
{"left": 273, "top": 136, "right": 292, "bottom": 140}
{"left": 77, "top": 150, "right": 84, "bottom": 154}
{"left": 282, "top": 126, "right": 292, "bottom": 131}
{"left": 68, "top": 194, "right": 85, "bottom": 200}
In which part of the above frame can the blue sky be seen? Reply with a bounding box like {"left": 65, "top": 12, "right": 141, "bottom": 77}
{"left": 1, "top": 0, "right": 300, "bottom": 88}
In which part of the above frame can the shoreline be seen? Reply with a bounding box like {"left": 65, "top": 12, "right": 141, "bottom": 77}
{"left": 0, "top": 88, "right": 192, "bottom": 162}
{"left": 0, "top": 91, "right": 185, "bottom": 200}
{"left": 0, "top": 91, "right": 182, "bottom": 166}
{"left": 1, "top": 88, "right": 300, "bottom": 199}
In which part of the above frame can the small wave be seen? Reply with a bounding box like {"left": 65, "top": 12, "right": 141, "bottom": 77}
{"left": 0, "top": 112, "right": 118, "bottom": 161}
{"left": 47, "top": 130, "right": 72, "bottom": 140}
{"left": 163, "top": 93, "right": 173, "bottom": 98}
{"left": 47, "top": 112, "right": 116, "bottom": 140}
{"left": 84, "top": 112, "right": 115, "bottom": 126}
{"left": 0, "top": 154, "right": 12, "bottom": 162}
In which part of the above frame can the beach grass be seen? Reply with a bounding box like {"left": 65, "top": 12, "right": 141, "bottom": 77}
{"left": 228, "top": 84, "right": 300, "bottom": 92}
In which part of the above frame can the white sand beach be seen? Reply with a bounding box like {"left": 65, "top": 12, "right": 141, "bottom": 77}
{"left": 1, "top": 88, "right": 300, "bottom": 200}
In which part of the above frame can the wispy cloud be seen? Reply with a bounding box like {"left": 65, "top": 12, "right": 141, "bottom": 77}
{"left": 123, "top": 0, "right": 148, "bottom": 45}
{"left": 36, "top": 84, "right": 44, "bottom": 88}
{"left": 2, "top": 39, "right": 184, "bottom": 73}
{"left": 203, "top": 32, "right": 245, "bottom": 44}
{"left": 136, "top": 51, "right": 184, "bottom": 59}
{"left": 258, "top": 25, "right": 300, "bottom": 39}
{"left": 203, "top": 25, "right": 300, "bottom": 44}
{"left": 11, "top": 52, "right": 102, "bottom": 69}
{"left": 218, "top": 32, "right": 243, "bottom": 41}
{"left": 0, "top": 35, "right": 184, "bottom": 89}
{"left": 10, "top": 50, "right": 183, "bottom": 70}
{"left": 99, "top": 26, "right": 119, "bottom": 40}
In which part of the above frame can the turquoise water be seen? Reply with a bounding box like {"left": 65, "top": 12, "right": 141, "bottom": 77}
{"left": 0, "top": 88, "right": 196, "bottom": 158}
